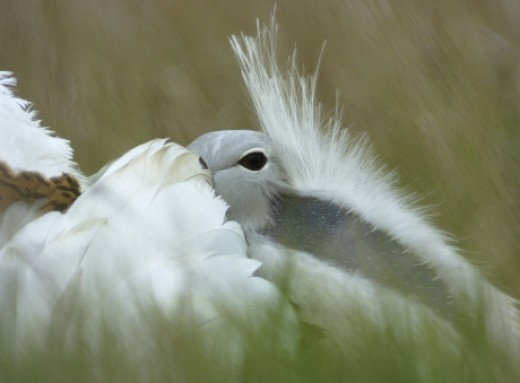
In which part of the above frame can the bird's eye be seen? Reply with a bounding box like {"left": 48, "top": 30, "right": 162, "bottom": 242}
{"left": 238, "top": 151, "right": 268, "bottom": 171}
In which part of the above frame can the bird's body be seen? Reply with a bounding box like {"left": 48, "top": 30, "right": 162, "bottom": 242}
{"left": 190, "top": 130, "right": 454, "bottom": 318}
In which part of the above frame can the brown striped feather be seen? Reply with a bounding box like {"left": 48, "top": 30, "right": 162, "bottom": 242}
{"left": 0, "top": 161, "right": 81, "bottom": 213}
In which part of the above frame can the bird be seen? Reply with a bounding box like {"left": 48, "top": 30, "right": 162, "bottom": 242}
{"left": 1, "top": 16, "right": 519, "bottom": 382}
{"left": 188, "top": 17, "right": 520, "bottom": 378}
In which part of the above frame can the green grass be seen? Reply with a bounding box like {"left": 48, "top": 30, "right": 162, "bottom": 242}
{"left": 0, "top": 275, "right": 518, "bottom": 382}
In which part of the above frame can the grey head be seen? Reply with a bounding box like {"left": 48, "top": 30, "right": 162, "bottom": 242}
{"left": 188, "top": 130, "right": 288, "bottom": 231}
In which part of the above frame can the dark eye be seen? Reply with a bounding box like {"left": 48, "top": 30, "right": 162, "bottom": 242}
{"left": 238, "top": 151, "right": 268, "bottom": 171}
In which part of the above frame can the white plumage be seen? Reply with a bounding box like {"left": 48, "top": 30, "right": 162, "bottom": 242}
{"left": 0, "top": 74, "right": 83, "bottom": 182}
{"left": 0, "top": 72, "right": 294, "bottom": 375}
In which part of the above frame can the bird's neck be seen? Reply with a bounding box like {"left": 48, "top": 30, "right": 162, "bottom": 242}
{"left": 256, "top": 192, "right": 455, "bottom": 319}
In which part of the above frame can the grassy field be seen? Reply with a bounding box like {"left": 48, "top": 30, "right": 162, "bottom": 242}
{"left": 1, "top": 0, "right": 519, "bottom": 381}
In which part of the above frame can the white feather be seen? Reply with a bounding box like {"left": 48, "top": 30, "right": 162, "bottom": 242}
{"left": 0, "top": 72, "right": 83, "bottom": 182}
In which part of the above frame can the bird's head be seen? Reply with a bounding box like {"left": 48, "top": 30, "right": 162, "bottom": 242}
{"left": 188, "top": 130, "right": 288, "bottom": 232}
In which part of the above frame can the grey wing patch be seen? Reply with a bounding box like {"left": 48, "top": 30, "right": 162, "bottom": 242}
{"left": 262, "top": 193, "right": 455, "bottom": 319}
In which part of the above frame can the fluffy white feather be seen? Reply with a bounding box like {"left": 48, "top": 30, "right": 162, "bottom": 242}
{"left": 0, "top": 72, "right": 83, "bottom": 181}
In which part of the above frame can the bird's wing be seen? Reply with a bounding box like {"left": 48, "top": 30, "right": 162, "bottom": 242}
{"left": 0, "top": 74, "right": 296, "bottom": 366}
{"left": 1, "top": 139, "right": 295, "bottom": 364}
{"left": 231, "top": 17, "right": 519, "bottom": 354}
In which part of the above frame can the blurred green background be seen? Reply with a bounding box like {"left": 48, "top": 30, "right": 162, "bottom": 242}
{"left": 1, "top": 0, "right": 518, "bottom": 295}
